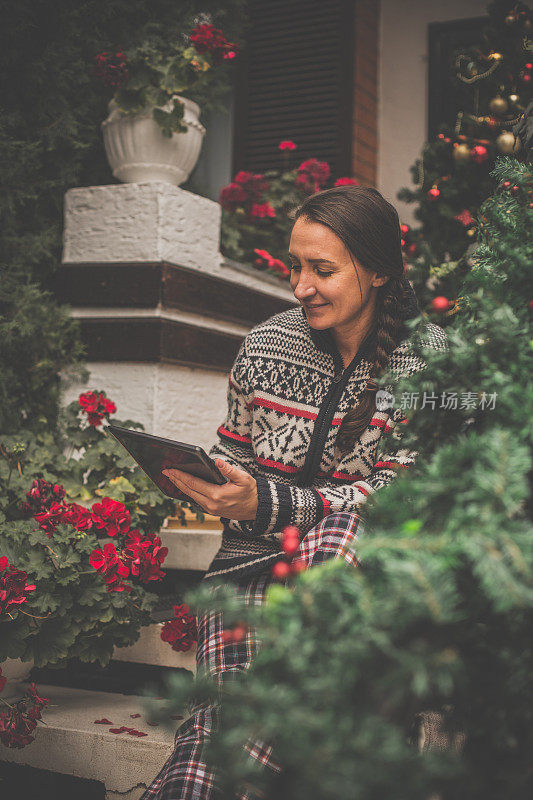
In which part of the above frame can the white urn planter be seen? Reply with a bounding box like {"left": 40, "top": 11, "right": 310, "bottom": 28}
{"left": 101, "top": 95, "right": 206, "bottom": 186}
{"left": 1, "top": 657, "right": 34, "bottom": 699}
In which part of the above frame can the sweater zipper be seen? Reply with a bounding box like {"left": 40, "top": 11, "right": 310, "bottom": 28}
{"left": 296, "top": 364, "right": 348, "bottom": 488}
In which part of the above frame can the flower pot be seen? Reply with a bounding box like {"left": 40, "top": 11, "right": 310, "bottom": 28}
{"left": 1, "top": 657, "right": 34, "bottom": 699}
{"left": 101, "top": 95, "right": 206, "bottom": 186}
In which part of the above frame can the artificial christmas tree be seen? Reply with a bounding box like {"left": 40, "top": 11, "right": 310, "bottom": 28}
{"left": 398, "top": 0, "right": 532, "bottom": 311}
{"left": 157, "top": 153, "right": 533, "bottom": 799}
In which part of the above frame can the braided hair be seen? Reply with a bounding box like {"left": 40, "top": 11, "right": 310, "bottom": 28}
{"left": 292, "top": 185, "right": 412, "bottom": 457}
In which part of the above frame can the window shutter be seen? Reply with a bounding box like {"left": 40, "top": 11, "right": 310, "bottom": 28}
{"left": 233, "top": 0, "right": 355, "bottom": 178}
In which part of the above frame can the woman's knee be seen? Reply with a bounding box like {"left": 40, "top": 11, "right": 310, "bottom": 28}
{"left": 297, "top": 511, "right": 361, "bottom": 566}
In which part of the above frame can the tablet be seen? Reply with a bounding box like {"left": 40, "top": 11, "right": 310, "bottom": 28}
{"left": 107, "top": 425, "right": 228, "bottom": 502}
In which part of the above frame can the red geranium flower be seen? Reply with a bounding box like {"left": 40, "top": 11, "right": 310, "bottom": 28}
{"left": 279, "top": 140, "right": 297, "bottom": 151}
{"left": 219, "top": 182, "right": 248, "bottom": 212}
{"left": 93, "top": 50, "right": 129, "bottom": 88}
{"left": 190, "top": 24, "right": 238, "bottom": 63}
{"left": 23, "top": 479, "right": 66, "bottom": 515}
{"left": 334, "top": 177, "right": 359, "bottom": 186}
{"left": 79, "top": 391, "right": 117, "bottom": 427}
{"left": 122, "top": 530, "right": 168, "bottom": 583}
{"left": 61, "top": 502, "right": 94, "bottom": 531}
{"left": 253, "top": 249, "right": 290, "bottom": 279}
{"left": 91, "top": 497, "right": 131, "bottom": 537}
{"left": 34, "top": 501, "right": 68, "bottom": 536}
{"left": 249, "top": 202, "right": 276, "bottom": 219}
{"left": 161, "top": 604, "right": 198, "bottom": 652}
{"left": 89, "top": 542, "right": 131, "bottom": 592}
{"left": 296, "top": 158, "right": 330, "bottom": 193}
{"left": 0, "top": 557, "right": 36, "bottom": 615}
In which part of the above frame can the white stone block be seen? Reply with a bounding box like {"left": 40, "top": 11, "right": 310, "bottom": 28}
{"left": 62, "top": 361, "right": 229, "bottom": 451}
{"left": 159, "top": 527, "right": 222, "bottom": 571}
{"left": 1, "top": 685, "right": 184, "bottom": 798}
{"left": 63, "top": 183, "right": 222, "bottom": 273}
{"left": 113, "top": 624, "right": 197, "bottom": 673}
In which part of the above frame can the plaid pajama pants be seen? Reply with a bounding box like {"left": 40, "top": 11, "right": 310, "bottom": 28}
{"left": 140, "top": 511, "right": 361, "bottom": 800}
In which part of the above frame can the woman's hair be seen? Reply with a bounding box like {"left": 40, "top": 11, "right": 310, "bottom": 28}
{"left": 292, "top": 184, "right": 412, "bottom": 457}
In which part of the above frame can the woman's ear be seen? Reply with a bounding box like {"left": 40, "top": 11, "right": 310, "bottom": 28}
{"left": 372, "top": 274, "right": 390, "bottom": 288}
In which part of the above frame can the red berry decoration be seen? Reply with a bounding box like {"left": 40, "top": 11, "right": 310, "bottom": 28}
{"left": 427, "top": 187, "right": 440, "bottom": 201}
{"left": 272, "top": 561, "right": 291, "bottom": 579}
{"left": 470, "top": 145, "right": 489, "bottom": 164}
{"left": 400, "top": 223, "right": 410, "bottom": 235}
{"left": 431, "top": 296, "right": 451, "bottom": 312}
{"left": 281, "top": 525, "right": 300, "bottom": 556}
{"left": 510, "top": 185, "right": 520, "bottom": 195}
{"left": 501, "top": 180, "right": 512, "bottom": 189}
{"left": 231, "top": 624, "right": 247, "bottom": 644}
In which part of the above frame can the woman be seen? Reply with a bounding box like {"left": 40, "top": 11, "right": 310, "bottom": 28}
{"left": 142, "top": 185, "right": 447, "bottom": 799}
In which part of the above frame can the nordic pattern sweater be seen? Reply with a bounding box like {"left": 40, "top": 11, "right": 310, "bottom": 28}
{"left": 205, "top": 304, "right": 447, "bottom": 580}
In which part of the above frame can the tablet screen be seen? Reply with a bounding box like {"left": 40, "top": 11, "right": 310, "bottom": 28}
{"left": 108, "top": 426, "right": 226, "bottom": 501}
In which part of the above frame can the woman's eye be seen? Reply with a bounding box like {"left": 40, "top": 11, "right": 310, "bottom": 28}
{"left": 289, "top": 263, "right": 332, "bottom": 277}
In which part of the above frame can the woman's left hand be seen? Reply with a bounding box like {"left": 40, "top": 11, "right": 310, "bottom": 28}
{"left": 162, "top": 459, "right": 258, "bottom": 520}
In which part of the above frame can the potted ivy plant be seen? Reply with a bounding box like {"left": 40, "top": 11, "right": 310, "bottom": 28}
{"left": 94, "top": 23, "right": 239, "bottom": 185}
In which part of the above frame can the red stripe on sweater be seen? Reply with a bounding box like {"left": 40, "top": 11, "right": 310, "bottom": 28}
{"left": 315, "top": 490, "right": 331, "bottom": 517}
{"left": 253, "top": 397, "right": 317, "bottom": 420}
{"left": 318, "top": 470, "right": 365, "bottom": 481}
{"left": 354, "top": 483, "right": 371, "bottom": 497}
{"left": 374, "top": 460, "right": 409, "bottom": 470}
{"left": 218, "top": 425, "right": 252, "bottom": 444}
{"left": 255, "top": 456, "right": 300, "bottom": 473}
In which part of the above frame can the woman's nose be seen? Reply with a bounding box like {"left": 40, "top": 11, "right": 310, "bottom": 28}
{"left": 293, "top": 278, "right": 317, "bottom": 301}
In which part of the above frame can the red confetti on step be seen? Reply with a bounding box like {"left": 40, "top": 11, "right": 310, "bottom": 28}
{"left": 109, "top": 727, "right": 127, "bottom": 734}
{"left": 127, "top": 729, "right": 148, "bottom": 737}
{"left": 94, "top": 718, "right": 114, "bottom": 724}
{"left": 130, "top": 713, "right": 141, "bottom": 718}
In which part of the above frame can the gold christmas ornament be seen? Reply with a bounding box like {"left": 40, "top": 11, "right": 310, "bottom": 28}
{"left": 496, "top": 131, "right": 522, "bottom": 154}
{"left": 489, "top": 96, "right": 508, "bottom": 115}
{"left": 488, "top": 51, "right": 503, "bottom": 61}
{"left": 453, "top": 143, "right": 471, "bottom": 163}
{"left": 508, "top": 92, "right": 520, "bottom": 106}
{"left": 467, "top": 228, "right": 476, "bottom": 237}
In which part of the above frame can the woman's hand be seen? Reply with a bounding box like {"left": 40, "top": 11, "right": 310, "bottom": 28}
{"left": 162, "top": 459, "right": 258, "bottom": 521}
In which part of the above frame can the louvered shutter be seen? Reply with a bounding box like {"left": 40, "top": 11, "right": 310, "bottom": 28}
{"left": 233, "top": 0, "right": 355, "bottom": 178}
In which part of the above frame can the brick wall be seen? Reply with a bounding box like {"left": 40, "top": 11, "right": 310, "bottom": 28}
{"left": 352, "top": 0, "right": 380, "bottom": 186}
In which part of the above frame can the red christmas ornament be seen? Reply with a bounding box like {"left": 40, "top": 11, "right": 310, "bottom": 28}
{"left": 431, "top": 296, "right": 450, "bottom": 312}
{"left": 272, "top": 561, "right": 291, "bottom": 579}
{"left": 400, "top": 223, "right": 410, "bottom": 234}
{"left": 427, "top": 187, "right": 440, "bottom": 201}
{"left": 470, "top": 145, "right": 489, "bottom": 164}
{"left": 521, "top": 73, "right": 531, "bottom": 84}
{"left": 511, "top": 185, "right": 520, "bottom": 195}
{"left": 501, "top": 180, "right": 512, "bottom": 189}
{"left": 525, "top": 63, "right": 533, "bottom": 70}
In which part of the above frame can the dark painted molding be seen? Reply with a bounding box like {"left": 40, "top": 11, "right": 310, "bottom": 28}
{"left": 57, "top": 261, "right": 294, "bottom": 328}
{"left": 78, "top": 317, "right": 242, "bottom": 372}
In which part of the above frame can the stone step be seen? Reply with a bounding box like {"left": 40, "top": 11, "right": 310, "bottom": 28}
{"left": 1, "top": 684, "right": 186, "bottom": 800}
{"left": 159, "top": 526, "right": 222, "bottom": 571}
{"left": 113, "top": 623, "right": 197, "bottom": 673}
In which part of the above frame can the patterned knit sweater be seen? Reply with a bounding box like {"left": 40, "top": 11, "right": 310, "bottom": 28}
{"left": 205, "top": 301, "right": 447, "bottom": 580}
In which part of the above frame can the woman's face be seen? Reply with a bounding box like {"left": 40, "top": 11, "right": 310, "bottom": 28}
{"left": 288, "top": 216, "right": 389, "bottom": 332}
